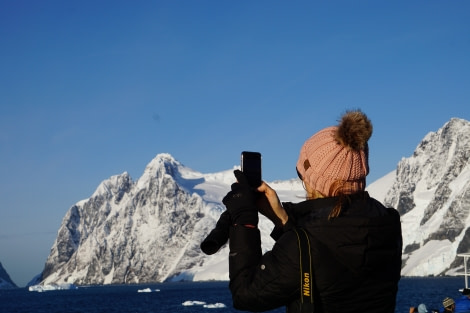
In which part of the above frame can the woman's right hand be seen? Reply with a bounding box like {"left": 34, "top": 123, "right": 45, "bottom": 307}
{"left": 256, "top": 182, "right": 288, "bottom": 226}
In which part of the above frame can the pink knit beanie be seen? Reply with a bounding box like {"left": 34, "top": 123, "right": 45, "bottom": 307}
{"left": 296, "top": 110, "right": 373, "bottom": 196}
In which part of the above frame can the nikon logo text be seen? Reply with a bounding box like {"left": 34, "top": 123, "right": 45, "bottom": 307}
{"left": 303, "top": 272, "right": 310, "bottom": 297}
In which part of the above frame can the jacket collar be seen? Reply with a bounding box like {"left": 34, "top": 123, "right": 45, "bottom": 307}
{"left": 284, "top": 192, "right": 372, "bottom": 222}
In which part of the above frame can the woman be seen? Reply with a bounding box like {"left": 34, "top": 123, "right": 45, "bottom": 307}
{"left": 222, "top": 110, "right": 402, "bottom": 313}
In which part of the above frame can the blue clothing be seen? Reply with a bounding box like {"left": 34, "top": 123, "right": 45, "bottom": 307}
{"left": 455, "top": 296, "right": 470, "bottom": 313}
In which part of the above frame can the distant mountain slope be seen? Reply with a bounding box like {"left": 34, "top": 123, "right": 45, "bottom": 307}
{"left": 0, "top": 261, "right": 17, "bottom": 289}
{"left": 366, "top": 171, "right": 395, "bottom": 203}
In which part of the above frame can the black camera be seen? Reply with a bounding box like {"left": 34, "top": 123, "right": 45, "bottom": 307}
{"left": 201, "top": 151, "right": 262, "bottom": 255}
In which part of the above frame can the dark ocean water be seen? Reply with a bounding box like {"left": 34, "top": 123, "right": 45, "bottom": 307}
{"left": 0, "top": 277, "right": 465, "bottom": 313}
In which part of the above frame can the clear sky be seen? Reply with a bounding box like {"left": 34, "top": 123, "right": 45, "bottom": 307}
{"left": 1, "top": 1, "right": 469, "bottom": 287}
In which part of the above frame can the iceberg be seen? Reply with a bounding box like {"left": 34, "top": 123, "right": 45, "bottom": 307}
{"left": 182, "top": 300, "right": 226, "bottom": 308}
{"left": 182, "top": 300, "right": 207, "bottom": 306}
{"left": 28, "top": 283, "right": 78, "bottom": 292}
{"left": 137, "top": 288, "right": 160, "bottom": 293}
{"left": 203, "top": 303, "right": 226, "bottom": 308}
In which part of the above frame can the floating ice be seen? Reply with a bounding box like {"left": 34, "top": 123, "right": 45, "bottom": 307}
{"left": 182, "top": 300, "right": 207, "bottom": 306}
{"left": 137, "top": 288, "right": 160, "bottom": 293}
{"left": 28, "top": 283, "right": 78, "bottom": 292}
{"left": 182, "top": 300, "right": 226, "bottom": 308}
{"left": 203, "top": 303, "right": 226, "bottom": 308}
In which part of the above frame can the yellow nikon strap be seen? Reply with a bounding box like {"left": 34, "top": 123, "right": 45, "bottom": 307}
{"left": 294, "top": 227, "right": 314, "bottom": 312}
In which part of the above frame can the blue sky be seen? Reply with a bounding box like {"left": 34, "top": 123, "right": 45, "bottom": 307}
{"left": 1, "top": 1, "right": 469, "bottom": 287}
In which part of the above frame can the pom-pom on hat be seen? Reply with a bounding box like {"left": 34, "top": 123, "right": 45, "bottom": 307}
{"left": 296, "top": 110, "right": 373, "bottom": 196}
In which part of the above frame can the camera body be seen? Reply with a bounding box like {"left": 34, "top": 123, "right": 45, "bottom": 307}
{"left": 200, "top": 151, "right": 262, "bottom": 255}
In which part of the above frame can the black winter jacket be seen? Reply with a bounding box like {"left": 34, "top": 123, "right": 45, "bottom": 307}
{"left": 228, "top": 192, "right": 402, "bottom": 313}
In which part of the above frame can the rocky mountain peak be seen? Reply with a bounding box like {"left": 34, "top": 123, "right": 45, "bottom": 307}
{"left": 383, "top": 118, "right": 470, "bottom": 276}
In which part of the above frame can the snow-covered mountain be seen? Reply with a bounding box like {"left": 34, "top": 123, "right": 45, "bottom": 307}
{"left": 0, "top": 261, "right": 17, "bottom": 289}
{"left": 35, "top": 117, "right": 470, "bottom": 285}
{"left": 38, "top": 154, "right": 304, "bottom": 285}
{"left": 382, "top": 118, "right": 470, "bottom": 276}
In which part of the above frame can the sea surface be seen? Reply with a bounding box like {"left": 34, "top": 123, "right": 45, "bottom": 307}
{"left": 0, "top": 277, "right": 465, "bottom": 313}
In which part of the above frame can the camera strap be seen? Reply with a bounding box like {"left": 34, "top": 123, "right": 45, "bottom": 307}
{"left": 294, "top": 227, "right": 314, "bottom": 313}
